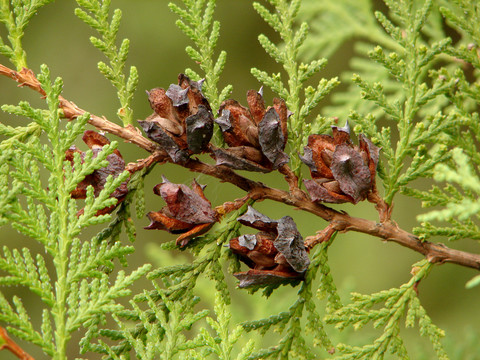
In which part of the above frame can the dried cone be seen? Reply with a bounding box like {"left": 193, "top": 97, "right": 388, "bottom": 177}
{"left": 213, "top": 88, "right": 290, "bottom": 172}
{"left": 229, "top": 206, "right": 310, "bottom": 288}
{"left": 65, "top": 131, "right": 128, "bottom": 216}
{"left": 145, "top": 177, "right": 217, "bottom": 247}
{"left": 138, "top": 74, "right": 214, "bottom": 163}
{"left": 300, "top": 123, "right": 380, "bottom": 204}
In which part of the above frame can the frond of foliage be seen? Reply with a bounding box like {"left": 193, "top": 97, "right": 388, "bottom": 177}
{"left": 242, "top": 239, "right": 341, "bottom": 359}
{"left": 297, "top": 0, "right": 404, "bottom": 121}
{"left": 1, "top": 0, "right": 480, "bottom": 359}
{"left": 0, "top": 0, "right": 55, "bottom": 69}
{"left": 299, "top": 0, "right": 451, "bottom": 121}
{"left": 0, "top": 3, "right": 150, "bottom": 358}
{"left": 75, "top": 0, "right": 139, "bottom": 126}
{"left": 402, "top": 1, "right": 480, "bottom": 291}
{"left": 413, "top": 148, "right": 480, "bottom": 242}
{"left": 80, "top": 202, "right": 255, "bottom": 358}
{"left": 298, "top": 0, "right": 403, "bottom": 60}
{"left": 0, "top": 65, "right": 150, "bottom": 358}
{"left": 325, "top": 261, "right": 447, "bottom": 359}
{"left": 250, "top": 0, "right": 340, "bottom": 175}
{"left": 169, "top": 0, "right": 232, "bottom": 115}
{"left": 298, "top": 0, "right": 463, "bottom": 205}
{"left": 88, "top": 289, "right": 209, "bottom": 359}
{"left": 339, "top": 0, "right": 458, "bottom": 205}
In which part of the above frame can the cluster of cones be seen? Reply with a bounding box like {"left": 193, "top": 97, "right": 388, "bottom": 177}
{"left": 67, "top": 74, "right": 380, "bottom": 288}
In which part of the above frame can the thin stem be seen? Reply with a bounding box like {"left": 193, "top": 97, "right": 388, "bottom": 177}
{"left": 184, "top": 157, "right": 480, "bottom": 271}
{"left": 49, "top": 81, "right": 70, "bottom": 360}
{"left": 304, "top": 224, "right": 336, "bottom": 250}
{"left": 125, "top": 151, "right": 167, "bottom": 173}
{"left": 0, "top": 64, "right": 161, "bottom": 153}
{"left": 0, "top": 327, "right": 34, "bottom": 360}
{"left": 2, "top": 63, "right": 480, "bottom": 273}
{"left": 384, "top": 10, "right": 421, "bottom": 205}
{"left": 0, "top": 0, "right": 28, "bottom": 69}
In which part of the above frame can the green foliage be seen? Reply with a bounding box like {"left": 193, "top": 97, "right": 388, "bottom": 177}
{"left": 91, "top": 290, "right": 256, "bottom": 360}
{"left": 251, "top": 0, "right": 340, "bottom": 175}
{"left": 298, "top": 0, "right": 465, "bottom": 206}
{"left": 0, "top": 0, "right": 54, "bottom": 68}
{"left": 418, "top": 149, "right": 480, "bottom": 223}
{"left": 243, "top": 239, "right": 340, "bottom": 359}
{"left": 169, "top": 0, "right": 232, "bottom": 116}
{"left": 75, "top": 0, "right": 139, "bottom": 125}
{"left": 1, "top": 0, "right": 480, "bottom": 359}
{"left": 325, "top": 261, "right": 447, "bottom": 359}
{"left": 78, "top": 202, "right": 251, "bottom": 358}
{"left": 0, "top": 64, "right": 150, "bottom": 359}
{"left": 298, "top": 0, "right": 401, "bottom": 60}
{"left": 338, "top": 0, "right": 458, "bottom": 205}
{"left": 399, "top": 1, "right": 480, "bottom": 286}
{"left": 196, "top": 293, "right": 255, "bottom": 360}
{"left": 92, "top": 289, "right": 209, "bottom": 360}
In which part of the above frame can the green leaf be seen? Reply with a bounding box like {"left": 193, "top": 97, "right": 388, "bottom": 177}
{"left": 75, "top": 0, "right": 137, "bottom": 125}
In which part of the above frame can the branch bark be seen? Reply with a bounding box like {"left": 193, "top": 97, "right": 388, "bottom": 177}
{"left": 0, "top": 64, "right": 164, "bottom": 154}
{"left": 184, "top": 157, "right": 480, "bottom": 271}
{"left": 0, "top": 327, "right": 34, "bottom": 360}
{"left": 2, "top": 63, "right": 480, "bottom": 272}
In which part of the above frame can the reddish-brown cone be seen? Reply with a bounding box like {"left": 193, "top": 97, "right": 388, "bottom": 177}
{"left": 65, "top": 131, "right": 128, "bottom": 216}
{"left": 138, "top": 74, "right": 214, "bottom": 163}
{"left": 213, "top": 88, "right": 290, "bottom": 172}
{"left": 229, "top": 206, "right": 310, "bottom": 288}
{"left": 300, "top": 123, "right": 380, "bottom": 204}
{"left": 145, "top": 177, "right": 217, "bottom": 247}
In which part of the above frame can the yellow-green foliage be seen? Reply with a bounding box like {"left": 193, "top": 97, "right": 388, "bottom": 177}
{"left": 1, "top": 0, "right": 480, "bottom": 359}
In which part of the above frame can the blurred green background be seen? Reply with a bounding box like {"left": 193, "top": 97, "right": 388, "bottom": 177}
{"left": 0, "top": 1, "right": 479, "bottom": 359}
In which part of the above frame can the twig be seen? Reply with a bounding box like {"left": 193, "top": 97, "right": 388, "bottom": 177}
{"left": 0, "top": 64, "right": 164, "bottom": 154}
{"left": 367, "top": 184, "right": 391, "bottom": 222}
{"left": 0, "top": 65, "right": 45, "bottom": 95}
{"left": 215, "top": 194, "right": 254, "bottom": 217}
{"left": 125, "top": 151, "right": 166, "bottom": 173}
{"left": 278, "top": 163, "right": 308, "bottom": 200}
{"left": 305, "top": 224, "right": 336, "bottom": 250}
{"left": 183, "top": 157, "right": 480, "bottom": 271}
{"left": 2, "top": 63, "right": 480, "bottom": 272}
{"left": 0, "top": 327, "right": 34, "bottom": 360}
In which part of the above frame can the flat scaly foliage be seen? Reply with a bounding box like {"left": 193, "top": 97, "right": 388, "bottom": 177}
{"left": 0, "top": 0, "right": 479, "bottom": 359}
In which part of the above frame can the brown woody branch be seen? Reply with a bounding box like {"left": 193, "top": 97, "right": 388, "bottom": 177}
{"left": 0, "top": 327, "right": 34, "bottom": 360}
{"left": 125, "top": 151, "right": 167, "bottom": 173}
{"left": 0, "top": 64, "right": 164, "bottom": 155}
{"left": 2, "top": 64, "right": 480, "bottom": 272}
{"left": 184, "top": 158, "right": 480, "bottom": 271}
{"left": 305, "top": 224, "right": 337, "bottom": 250}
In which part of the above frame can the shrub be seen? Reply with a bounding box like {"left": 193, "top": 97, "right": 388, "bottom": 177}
{"left": 0, "top": 0, "right": 479, "bottom": 359}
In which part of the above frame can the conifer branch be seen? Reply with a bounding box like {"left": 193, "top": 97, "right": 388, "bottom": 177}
{"left": 251, "top": 0, "right": 340, "bottom": 176}
{"left": 0, "top": 64, "right": 163, "bottom": 154}
{"left": 1, "top": 63, "right": 479, "bottom": 274}
{"left": 168, "top": 0, "right": 231, "bottom": 109}
{"left": 326, "top": 260, "right": 448, "bottom": 359}
{"left": 0, "top": 63, "right": 152, "bottom": 359}
{"left": 182, "top": 157, "right": 480, "bottom": 272}
{"left": 2, "top": 1, "right": 480, "bottom": 357}
{"left": 0, "top": 326, "right": 34, "bottom": 360}
{"left": 75, "top": 0, "right": 139, "bottom": 126}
